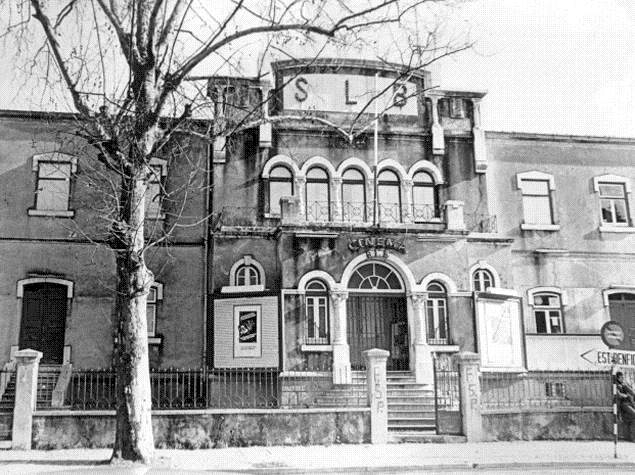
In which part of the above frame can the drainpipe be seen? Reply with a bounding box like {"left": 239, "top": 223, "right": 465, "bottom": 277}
{"left": 203, "top": 138, "right": 213, "bottom": 368}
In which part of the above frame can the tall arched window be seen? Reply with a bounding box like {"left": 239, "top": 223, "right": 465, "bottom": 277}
{"left": 269, "top": 165, "right": 293, "bottom": 215}
{"left": 305, "top": 279, "right": 330, "bottom": 344}
{"left": 305, "top": 167, "right": 330, "bottom": 221}
{"left": 472, "top": 268, "right": 494, "bottom": 292}
{"left": 426, "top": 282, "right": 449, "bottom": 344}
{"left": 377, "top": 169, "right": 402, "bottom": 223}
{"left": 412, "top": 171, "right": 437, "bottom": 222}
{"left": 341, "top": 168, "right": 366, "bottom": 222}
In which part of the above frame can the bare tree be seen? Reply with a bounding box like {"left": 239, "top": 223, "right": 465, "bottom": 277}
{"left": 1, "top": 0, "right": 470, "bottom": 463}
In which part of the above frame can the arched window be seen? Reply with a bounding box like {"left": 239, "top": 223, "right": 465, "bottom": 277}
{"left": 412, "top": 171, "right": 437, "bottom": 222}
{"left": 236, "top": 264, "right": 260, "bottom": 286}
{"left": 377, "top": 169, "right": 402, "bottom": 223}
{"left": 531, "top": 292, "right": 563, "bottom": 334}
{"left": 426, "top": 282, "right": 449, "bottom": 344}
{"left": 472, "top": 268, "right": 494, "bottom": 292}
{"left": 341, "top": 168, "right": 366, "bottom": 222}
{"left": 269, "top": 165, "right": 293, "bottom": 215}
{"left": 305, "top": 279, "right": 330, "bottom": 344}
{"left": 347, "top": 262, "right": 403, "bottom": 291}
{"left": 305, "top": 167, "right": 330, "bottom": 221}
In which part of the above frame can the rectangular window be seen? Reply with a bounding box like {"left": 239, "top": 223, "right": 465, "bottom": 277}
{"left": 533, "top": 293, "right": 563, "bottom": 334}
{"left": 36, "top": 162, "right": 72, "bottom": 211}
{"left": 146, "top": 165, "right": 164, "bottom": 219}
{"left": 599, "top": 183, "right": 629, "bottom": 225}
{"left": 521, "top": 179, "right": 553, "bottom": 225}
{"left": 426, "top": 298, "right": 448, "bottom": 344}
{"left": 269, "top": 181, "right": 293, "bottom": 215}
{"left": 146, "top": 287, "right": 157, "bottom": 336}
{"left": 305, "top": 295, "right": 329, "bottom": 345}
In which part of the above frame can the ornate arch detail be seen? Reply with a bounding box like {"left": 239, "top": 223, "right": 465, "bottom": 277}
{"left": 602, "top": 287, "right": 635, "bottom": 307}
{"left": 298, "top": 270, "right": 338, "bottom": 292}
{"left": 376, "top": 159, "right": 408, "bottom": 181}
{"left": 261, "top": 154, "right": 301, "bottom": 178}
{"left": 300, "top": 156, "right": 337, "bottom": 178}
{"left": 340, "top": 253, "right": 416, "bottom": 291}
{"left": 468, "top": 260, "right": 501, "bottom": 291}
{"left": 228, "top": 255, "right": 266, "bottom": 287}
{"left": 527, "top": 286, "right": 568, "bottom": 307}
{"left": 17, "top": 276, "right": 74, "bottom": 298}
{"left": 408, "top": 160, "right": 444, "bottom": 183}
{"left": 419, "top": 272, "right": 458, "bottom": 294}
{"left": 336, "top": 157, "right": 373, "bottom": 180}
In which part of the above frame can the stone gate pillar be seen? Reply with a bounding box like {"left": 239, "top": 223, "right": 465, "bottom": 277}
{"left": 12, "top": 349, "right": 42, "bottom": 450}
{"left": 456, "top": 351, "right": 483, "bottom": 442}
{"left": 364, "top": 348, "right": 389, "bottom": 444}
{"left": 410, "top": 292, "right": 433, "bottom": 384}
{"left": 331, "top": 290, "right": 351, "bottom": 384}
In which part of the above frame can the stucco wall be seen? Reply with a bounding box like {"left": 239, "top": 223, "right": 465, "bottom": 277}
{"left": 31, "top": 409, "right": 370, "bottom": 449}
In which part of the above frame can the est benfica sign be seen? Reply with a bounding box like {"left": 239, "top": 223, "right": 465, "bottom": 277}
{"left": 580, "top": 348, "right": 635, "bottom": 367}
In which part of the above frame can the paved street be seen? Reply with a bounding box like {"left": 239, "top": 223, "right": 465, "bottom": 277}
{"left": 1, "top": 441, "right": 635, "bottom": 473}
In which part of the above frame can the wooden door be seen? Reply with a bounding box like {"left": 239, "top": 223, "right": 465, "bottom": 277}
{"left": 19, "top": 283, "right": 67, "bottom": 364}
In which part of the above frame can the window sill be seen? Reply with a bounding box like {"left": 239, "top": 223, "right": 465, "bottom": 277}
{"left": 599, "top": 225, "right": 635, "bottom": 234}
{"left": 428, "top": 344, "right": 460, "bottom": 353}
{"left": 301, "top": 344, "right": 332, "bottom": 352}
{"left": 28, "top": 209, "right": 75, "bottom": 218}
{"left": 263, "top": 212, "right": 280, "bottom": 219}
{"left": 148, "top": 336, "right": 162, "bottom": 345}
{"left": 221, "top": 284, "right": 265, "bottom": 294}
{"left": 145, "top": 213, "right": 166, "bottom": 221}
{"left": 520, "top": 223, "right": 560, "bottom": 232}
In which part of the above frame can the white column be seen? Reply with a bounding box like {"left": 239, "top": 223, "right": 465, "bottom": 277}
{"left": 430, "top": 96, "right": 445, "bottom": 156}
{"left": 331, "top": 290, "right": 351, "bottom": 384}
{"left": 12, "top": 349, "right": 42, "bottom": 450}
{"left": 402, "top": 178, "right": 413, "bottom": 224}
{"left": 471, "top": 98, "right": 487, "bottom": 173}
{"left": 332, "top": 176, "right": 342, "bottom": 222}
{"left": 364, "top": 348, "right": 389, "bottom": 444}
{"left": 410, "top": 292, "right": 434, "bottom": 384}
{"left": 294, "top": 175, "right": 306, "bottom": 222}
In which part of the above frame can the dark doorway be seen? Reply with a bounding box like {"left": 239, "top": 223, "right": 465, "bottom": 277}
{"left": 19, "top": 283, "right": 68, "bottom": 364}
{"left": 347, "top": 294, "right": 408, "bottom": 370}
{"left": 608, "top": 293, "right": 635, "bottom": 350}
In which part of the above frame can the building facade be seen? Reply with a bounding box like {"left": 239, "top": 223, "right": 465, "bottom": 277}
{"left": 0, "top": 58, "right": 634, "bottom": 388}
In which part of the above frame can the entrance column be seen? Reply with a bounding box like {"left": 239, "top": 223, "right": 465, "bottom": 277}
{"left": 410, "top": 292, "right": 433, "bottom": 384}
{"left": 331, "top": 290, "right": 351, "bottom": 384}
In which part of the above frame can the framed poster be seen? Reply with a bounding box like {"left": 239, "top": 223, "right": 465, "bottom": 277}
{"left": 233, "top": 305, "right": 261, "bottom": 358}
{"left": 475, "top": 295, "right": 525, "bottom": 372}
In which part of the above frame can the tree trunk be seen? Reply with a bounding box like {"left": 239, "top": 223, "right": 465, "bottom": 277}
{"left": 111, "top": 173, "right": 154, "bottom": 463}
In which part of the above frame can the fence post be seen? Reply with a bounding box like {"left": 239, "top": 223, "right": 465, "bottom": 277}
{"left": 12, "top": 349, "right": 42, "bottom": 450}
{"left": 456, "top": 351, "right": 483, "bottom": 442}
{"left": 363, "top": 348, "right": 389, "bottom": 444}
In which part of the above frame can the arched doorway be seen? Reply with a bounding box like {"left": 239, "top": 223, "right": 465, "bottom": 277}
{"left": 346, "top": 261, "right": 408, "bottom": 370}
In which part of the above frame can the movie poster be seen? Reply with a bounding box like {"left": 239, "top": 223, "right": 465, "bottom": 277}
{"left": 234, "top": 305, "right": 261, "bottom": 357}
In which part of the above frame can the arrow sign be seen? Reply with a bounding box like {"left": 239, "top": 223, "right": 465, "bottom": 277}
{"left": 581, "top": 348, "right": 635, "bottom": 367}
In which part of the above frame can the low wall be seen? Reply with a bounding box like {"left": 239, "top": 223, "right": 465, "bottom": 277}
{"left": 483, "top": 408, "right": 612, "bottom": 441}
{"left": 31, "top": 408, "right": 370, "bottom": 449}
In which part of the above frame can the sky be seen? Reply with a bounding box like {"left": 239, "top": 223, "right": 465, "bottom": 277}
{"left": 0, "top": 0, "right": 633, "bottom": 138}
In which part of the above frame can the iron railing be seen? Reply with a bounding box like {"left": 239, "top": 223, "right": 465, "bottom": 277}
{"left": 481, "top": 370, "right": 612, "bottom": 410}
{"left": 36, "top": 366, "right": 369, "bottom": 410}
{"left": 0, "top": 368, "right": 16, "bottom": 413}
{"left": 433, "top": 355, "right": 462, "bottom": 435}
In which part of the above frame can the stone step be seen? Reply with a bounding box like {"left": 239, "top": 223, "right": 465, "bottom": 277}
{"left": 388, "top": 432, "right": 466, "bottom": 444}
{"left": 388, "top": 403, "right": 436, "bottom": 411}
{"left": 388, "top": 410, "right": 436, "bottom": 419}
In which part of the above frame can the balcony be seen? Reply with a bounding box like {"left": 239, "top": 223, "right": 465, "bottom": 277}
{"left": 305, "top": 201, "right": 442, "bottom": 226}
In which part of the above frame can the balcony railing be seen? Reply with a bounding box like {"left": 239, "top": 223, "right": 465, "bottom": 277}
{"left": 467, "top": 213, "right": 497, "bottom": 233}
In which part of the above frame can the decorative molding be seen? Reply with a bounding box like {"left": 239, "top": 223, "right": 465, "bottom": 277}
{"left": 419, "top": 272, "right": 458, "bottom": 294}
{"left": 298, "top": 270, "right": 337, "bottom": 291}
{"left": 521, "top": 223, "right": 561, "bottom": 232}
{"left": 592, "top": 174, "right": 631, "bottom": 193}
{"left": 376, "top": 158, "right": 408, "bottom": 181}
{"left": 32, "top": 152, "right": 77, "bottom": 173}
{"left": 407, "top": 160, "right": 444, "bottom": 183}
{"left": 17, "top": 276, "right": 74, "bottom": 298}
{"left": 228, "top": 255, "right": 266, "bottom": 288}
{"left": 527, "top": 286, "right": 568, "bottom": 307}
{"left": 300, "top": 156, "right": 337, "bottom": 177}
{"left": 468, "top": 261, "right": 501, "bottom": 291}
{"left": 261, "top": 154, "right": 301, "bottom": 178}
{"left": 516, "top": 171, "right": 556, "bottom": 191}
{"left": 336, "top": 157, "right": 373, "bottom": 180}
{"left": 602, "top": 287, "right": 635, "bottom": 307}
{"left": 599, "top": 225, "right": 635, "bottom": 234}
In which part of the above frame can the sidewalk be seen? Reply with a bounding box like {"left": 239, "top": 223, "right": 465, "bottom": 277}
{"left": 1, "top": 441, "right": 635, "bottom": 473}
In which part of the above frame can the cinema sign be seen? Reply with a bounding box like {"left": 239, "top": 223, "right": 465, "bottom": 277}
{"left": 282, "top": 73, "right": 419, "bottom": 116}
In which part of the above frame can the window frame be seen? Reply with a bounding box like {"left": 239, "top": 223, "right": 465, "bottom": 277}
{"left": 593, "top": 175, "right": 633, "bottom": 231}
{"left": 341, "top": 167, "right": 367, "bottom": 222}
{"left": 411, "top": 171, "right": 438, "bottom": 223}
{"left": 28, "top": 153, "right": 78, "bottom": 218}
{"left": 146, "top": 282, "right": 163, "bottom": 338}
{"left": 529, "top": 291, "right": 565, "bottom": 334}
{"left": 426, "top": 281, "right": 449, "bottom": 345}
{"left": 304, "top": 279, "right": 330, "bottom": 345}
{"left": 223, "top": 255, "right": 266, "bottom": 293}
{"left": 377, "top": 169, "right": 403, "bottom": 223}
{"left": 516, "top": 171, "right": 559, "bottom": 231}
{"left": 268, "top": 165, "right": 294, "bottom": 216}
{"left": 305, "top": 166, "right": 331, "bottom": 222}
{"left": 145, "top": 158, "right": 168, "bottom": 220}
{"left": 235, "top": 264, "right": 260, "bottom": 286}
{"left": 472, "top": 268, "right": 494, "bottom": 293}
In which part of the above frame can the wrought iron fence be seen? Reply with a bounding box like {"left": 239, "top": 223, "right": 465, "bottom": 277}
{"left": 341, "top": 201, "right": 372, "bottom": 223}
{"left": 411, "top": 204, "right": 439, "bottom": 223}
{"left": 433, "top": 354, "right": 462, "bottom": 435}
{"left": 37, "top": 366, "right": 368, "bottom": 410}
{"left": 306, "top": 201, "right": 333, "bottom": 222}
{"left": 481, "top": 370, "right": 612, "bottom": 410}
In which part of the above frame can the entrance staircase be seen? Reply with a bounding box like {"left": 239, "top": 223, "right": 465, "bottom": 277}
{"left": 384, "top": 371, "right": 437, "bottom": 441}
{"left": 0, "top": 371, "right": 15, "bottom": 446}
